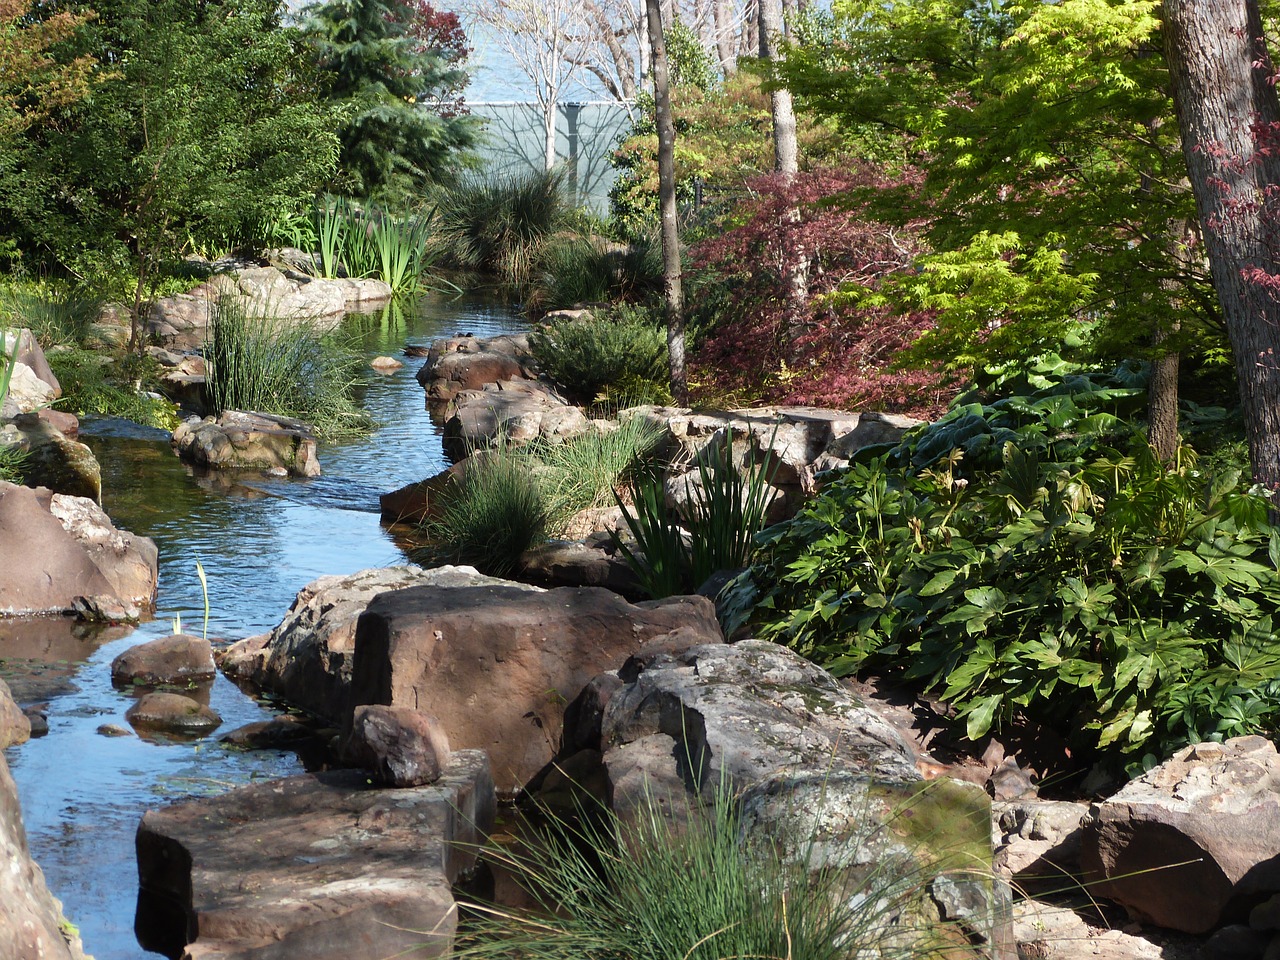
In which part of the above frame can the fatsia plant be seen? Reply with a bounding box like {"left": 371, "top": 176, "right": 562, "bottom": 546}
{"left": 728, "top": 365, "right": 1280, "bottom": 777}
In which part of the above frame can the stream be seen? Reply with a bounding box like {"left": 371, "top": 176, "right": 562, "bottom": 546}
{"left": 3, "top": 290, "right": 525, "bottom": 959}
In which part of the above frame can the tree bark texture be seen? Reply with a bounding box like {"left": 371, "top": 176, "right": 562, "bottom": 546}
{"left": 714, "top": 0, "right": 737, "bottom": 76}
{"left": 645, "top": 0, "right": 687, "bottom": 402}
{"left": 757, "top": 0, "right": 797, "bottom": 175}
{"left": 1164, "top": 0, "right": 1280, "bottom": 489}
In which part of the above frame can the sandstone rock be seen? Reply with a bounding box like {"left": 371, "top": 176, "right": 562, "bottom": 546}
{"left": 3, "top": 329, "right": 60, "bottom": 397}
{"left": 538, "top": 639, "right": 1002, "bottom": 951}
{"left": 378, "top": 463, "right": 465, "bottom": 524}
{"left": 518, "top": 535, "right": 643, "bottom": 599}
{"left": 349, "top": 584, "right": 723, "bottom": 791}
{"left": 0, "top": 414, "right": 102, "bottom": 501}
{"left": 0, "top": 681, "right": 89, "bottom": 960}
{"left": 1080, "top": 736, "right": 1280, "bottom": 933}
{"left": 126, "top": 692, "right": 222, "bottom": 737}
{"left": 577, "top": 639, "right": 920, "bottom": 815}
{"left": 172, "top": 411, "right": 321, "bottom": 477}
{"left": 2, "top": 361, "right": 57, "bottom": 414}
{"left": 344, "top": 705, "right": 450, "bottom": 787}
{"left": 111, "top": 634, "right": 216, "bottom": 687}
{"left": 1013, "top": 900, "right": 1169, "bottom": 960}
{"left": 36, "top": 407, "right": 79, "bottom": 439}
{"left": 97, "top": 723, "right": 132, "bottom": 738}
{"left": 219, "top": 715, "right": 312, "bottom": 750}
{"left": 0, "top": 481, "right": 158, "bottom": 616}
{"left": 442, "top": 379, "right": 590, "bottom": 460}
{"left": 70, "top": 594, "right": 140, "bottom": 623}
{"left": 0, "top": 678, "right": 29, "bottom": 749}
{"left": 369, "top": 355, "right": 403, "bottom": 373}
{"left": 145, "top": 267, "right": 391, "bottom": 349}
{"left": 418, "top": 349, "right": 527, "bottom": 401}
{"left": 219, "top": 565, "right": 524, "bottom": 723}
{"left": 135, "top": 751, "right": 494, "bottom": 960}
{"left": 993, "top": 799, "right": 1089, "bottom": 886}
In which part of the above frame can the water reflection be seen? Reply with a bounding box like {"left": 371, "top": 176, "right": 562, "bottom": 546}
{"left": 4, "top": 290, "right": 525, "bottom": 959}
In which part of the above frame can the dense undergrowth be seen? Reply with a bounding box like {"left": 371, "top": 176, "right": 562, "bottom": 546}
{"left": 725, "top": 357, "right": 1277, "bottom": 778}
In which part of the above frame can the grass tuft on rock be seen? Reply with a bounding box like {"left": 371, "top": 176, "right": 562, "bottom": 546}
{"left": 204, "top": 297, "right": 372, "bottom": 440}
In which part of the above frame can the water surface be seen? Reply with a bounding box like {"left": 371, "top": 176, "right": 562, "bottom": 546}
{"left": 4, "top": 290, "right": 524, "bottom": 959}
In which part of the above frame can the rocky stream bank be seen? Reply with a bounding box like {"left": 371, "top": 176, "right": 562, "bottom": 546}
{"left": 0, "top": 281, "right": 1275, "bottom": 960}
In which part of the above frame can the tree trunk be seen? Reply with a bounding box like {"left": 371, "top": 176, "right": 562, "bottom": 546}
{"left": 758, "top": 0, "right": 805, "bottom": 357}
{"left": 645, "top": 0, "right": 686, "bottom": 403}
{"left": 714, "top": 0, "right": 737, "bottom": 77}
{"left": 543, "top": 101, "right": 557, "bottom": 172}
{"left": 1148, "top": 325, "right": 1179, "bottom": 465}
{"left": 1164, "top": 0, "right": 1280, "bottom": 490}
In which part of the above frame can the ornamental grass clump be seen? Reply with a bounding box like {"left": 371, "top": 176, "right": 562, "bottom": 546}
{"left": 455, "top": 785, "right": 959, "bottom": 960}
{"left": 419, "top": 421, "right": 664, "bottom": 577}
{"left": 0, "top": 282, "right": 100, "bottom": 347}
{"left": 204, "top": 297, "right": 372, "bottom": 439}
{"left": 434, "top": 168, "right": 569, "bottom": 283}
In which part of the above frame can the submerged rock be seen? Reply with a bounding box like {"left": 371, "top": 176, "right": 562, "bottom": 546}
{"left": 172, "top": 410, "right": 321, "bottom": 477}
{"left": 135, "top": 751, "right": 494, "bottom": 960}
{"left": 125, "top": 692, "right": 221, "bottom": 737}
{"left": 111, "top": 634, "right": 216, "bottom": 687}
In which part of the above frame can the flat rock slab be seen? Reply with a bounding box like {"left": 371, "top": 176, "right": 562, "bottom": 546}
{"left": 136, "top": 750, "right": 494, "bottom": 960}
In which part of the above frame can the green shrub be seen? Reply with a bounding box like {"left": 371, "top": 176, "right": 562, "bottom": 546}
{"left": 529, "top": 306, "right": 669, "bottom": 406}
{"left": 433, "top": 169, "right": 569, "bottom": 283}
{"left": 47, "top": 349, "right": 180, "bottom": 431}
{"left": 204, "top": 298, "right": 372, "bottom": 439}
{"left": 728, "top": 365, "right": 1280, "bottom": 777}
{"left": 0, "top": 282, "right": 101, "bottom": 347}
{"left": 456, "top": 785, "right": 950, "bottom": 960}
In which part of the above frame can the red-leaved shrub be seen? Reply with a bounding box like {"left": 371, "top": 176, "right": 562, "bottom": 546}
{"left": 689, "top": 166, "right": 954, "bottom": 418}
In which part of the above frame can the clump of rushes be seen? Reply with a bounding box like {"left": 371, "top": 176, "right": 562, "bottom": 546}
{"left": 0, "top": 281, "right": 101, "bottom": 348}
{"left": 454, "top": 785, "right": 954, "bottom": 960}
{"left": 204, "top": 297, "right": 372, "bottom": 440}
{"left": 433, "top": 168, "right": 569, "bottom": 284}
{"left": 419, "top": 420, "right": 664, "bottom": 577}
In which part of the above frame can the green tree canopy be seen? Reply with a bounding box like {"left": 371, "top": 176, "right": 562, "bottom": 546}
{"left": 301, "top": 0, "right": 478, "bottom": 200}
{"left": 778, "top": 0, "right": 1215, "bottom": 378}
{"left": 0, "top": 0, "right": 338, "bottom": 289}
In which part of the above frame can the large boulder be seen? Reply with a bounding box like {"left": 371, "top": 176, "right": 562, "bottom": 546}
{"left": 172, "top": 411, "right": 321, "bottom": 477}
{"left": 442, "top": 379, "right": 591, "bottom": 460}
{"left": 136, "top": 750, "right": 494, "bottom": 960}
{"left": 0, "top": 414, "right": 102, "bottom": 501}
{"left": 349, "top": 584, "right": 724, "bottom": 791}
{"left": 0, "top": 481, "right": 158, "bottom": 616}
{"left": 1080, "top": 736, "right": 1280, "bottom": 934}
{"left": 534, "top": 639, "right": 1003, "bottom": 952}
{"left": 219, "top": 565, "right": 525, "bottom": 723}
{"left": 145, "top": 267, "right": 392, "bottom": 349}
{"left": 626, "top": 406, "right": 922, "bottom": 519}
{"left": 0, "top": 680, "right": 90, "bottom": 960}
{"left": 0, "top": 329, "right": 61, "bottom": 418}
